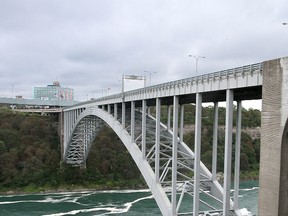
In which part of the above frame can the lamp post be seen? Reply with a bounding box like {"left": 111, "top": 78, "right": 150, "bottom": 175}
{"left": 189, "top": 55, "right": 205, "bottom": 76}
{"left": 144, "top": 71, "right": 156, "bottom": 86}
{"left": 11, "top": 84, "right": 14, "bottom": 98}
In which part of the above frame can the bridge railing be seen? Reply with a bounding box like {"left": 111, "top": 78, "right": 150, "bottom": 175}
{"left": 102, "top": 62, "right": 262, "bottom": 99}
{"left": 69, "top": 62, "right": 263, "bottom": 108}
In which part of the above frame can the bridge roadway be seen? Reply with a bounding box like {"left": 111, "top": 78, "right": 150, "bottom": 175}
{"left": 11, "top": 108, "right": 62, "bottom": 115}
{"left": 0, "top": 97, "right": 78, "bottom": 107}
{"left": 62, "top": 56, "right": 288, "bottom": 216}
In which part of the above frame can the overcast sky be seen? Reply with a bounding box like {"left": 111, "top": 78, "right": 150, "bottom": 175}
{"left": 1, "top": 0, "right": 287, "bottom": 104}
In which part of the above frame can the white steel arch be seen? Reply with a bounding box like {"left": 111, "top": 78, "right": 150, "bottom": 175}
{"left": 63, "top": 105, "right": 232, "bottom": 216}
{"left": 62, "top": 60, "right": 268, "bottom": 216}
{"left": 64, "top": 107, "right": 172, "bottom": 215}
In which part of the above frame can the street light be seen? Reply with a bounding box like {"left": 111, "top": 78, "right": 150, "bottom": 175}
{"left": 11, "top": 84, "right": 14, "bottom": 98}
{"left": 144, "top": 71, "right": 156, "bottom": 86}
{"left": 189, "top": 55, "right": 205, "bottom": 76}
{"left": 282, "top": 22, "right": 288, "bottom": 25}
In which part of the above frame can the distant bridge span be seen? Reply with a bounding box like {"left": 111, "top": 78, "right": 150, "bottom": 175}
{"left": 62, "top": 56, "right": 288, "bottom": 216}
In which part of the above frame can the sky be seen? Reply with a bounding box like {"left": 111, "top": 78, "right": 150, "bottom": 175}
{"left": 0, "top": 0, "right": 287, "bottom": 108}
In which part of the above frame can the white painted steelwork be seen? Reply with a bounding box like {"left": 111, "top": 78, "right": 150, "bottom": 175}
{"left": 212, "top": 102, "right": 219, "bottom": 181}
{"left": 63, "top": 105, "right": 228, "bottom": 215}
{"left": 193, "top": 93, "right": 202, "bottom": 216}
{"left": 223, "top": 89, "right": 234, "bottom": 215}
{"left": 64, "top": 62, "right": 262, "bottom": 111}
{"left": 234, "top": 101, "right": 242, "bottom": 210}
{"left": 63, "top": 62, "right": 264, "bottom": 216}
{"left": 172, "top": 95, "right": 179, "bottom": 215}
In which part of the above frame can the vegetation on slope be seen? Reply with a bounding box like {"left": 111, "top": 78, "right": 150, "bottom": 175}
{"left": 0, "top": 108, "right": 142, "bottom": 193}
{"left": 0, "top": 105, "right": 261, "bottom": 193}
{"left": 147, "top": 104, "right": 260, "bottom": 179}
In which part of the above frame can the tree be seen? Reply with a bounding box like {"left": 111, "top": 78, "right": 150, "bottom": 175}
{"left": 0, "top": 141, "right": 7, "bottom": 155}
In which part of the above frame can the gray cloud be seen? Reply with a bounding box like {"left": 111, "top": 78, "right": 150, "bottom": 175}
{"left": 0, "top": 0, "right": 288, "bottom": 100}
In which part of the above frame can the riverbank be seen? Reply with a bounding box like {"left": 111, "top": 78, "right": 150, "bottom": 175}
{"left": 0, "top": 179, "right": 147, "bottom": 195}
{"left": 0, "top": 171, "right": 259, "bottom": 196}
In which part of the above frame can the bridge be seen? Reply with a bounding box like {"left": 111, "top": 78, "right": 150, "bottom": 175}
{"left": 0, "top": 97, "right": 78, "bottom": 108}
{"left": 62, "top": 56, "right": 288, "bottom": 216}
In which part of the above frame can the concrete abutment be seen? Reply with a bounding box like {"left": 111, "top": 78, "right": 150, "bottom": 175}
{"left": 259, "top": 56, "right": 288, "bottom": 215}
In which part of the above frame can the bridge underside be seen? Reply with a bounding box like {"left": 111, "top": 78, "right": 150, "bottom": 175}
{"left": 65, "top": 109, "right": 230, "bottom": 214}
{"left": 134, "top": 86, "right": 262, "bottom": 107}
{"left": 63, "top": 103, "right": 242, "bottom": 215}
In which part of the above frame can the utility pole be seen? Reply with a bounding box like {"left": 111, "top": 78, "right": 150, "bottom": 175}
{"left": 189, "top": 55, "right": 205, "bottom": 76}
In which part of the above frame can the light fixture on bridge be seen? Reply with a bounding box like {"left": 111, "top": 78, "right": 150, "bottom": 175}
{"left": 189, "top": 55, "right": 205, "bottom": 77}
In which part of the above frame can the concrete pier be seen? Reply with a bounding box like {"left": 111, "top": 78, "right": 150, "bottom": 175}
{"left": 259, "top": 56, "right": 288, "bottom": 216}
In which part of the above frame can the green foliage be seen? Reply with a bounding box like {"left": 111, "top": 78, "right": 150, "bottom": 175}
{"left": 0, "top": 104, "right": 261, "bottom": 193}
{"left": 0, "top": 108, "right": 142, "bottom": 192}
{"left": 0, "top": 141, "right": 7, "bottom": 154}
{"left": 182, "top": 104, "right": 261, "bottom": 175}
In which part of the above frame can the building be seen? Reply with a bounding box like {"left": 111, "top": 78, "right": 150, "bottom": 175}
{"left": 34, "top": 81, "right": 74, "bottom": 101}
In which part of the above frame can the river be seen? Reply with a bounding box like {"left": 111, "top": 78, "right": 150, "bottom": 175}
{"left": 0, "top": 180, "right": 258, "bottom": 216}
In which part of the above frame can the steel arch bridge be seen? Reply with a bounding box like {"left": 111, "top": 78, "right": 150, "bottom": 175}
{"left": 62, "top": 56, "right": 288, "bottom": 216}
{"left": 63, "top": 105, "right": 228, "bottom": 215}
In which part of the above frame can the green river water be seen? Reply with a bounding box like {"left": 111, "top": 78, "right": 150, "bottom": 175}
{"left": 0, "top": 180, "right": 259, "bottom": 216}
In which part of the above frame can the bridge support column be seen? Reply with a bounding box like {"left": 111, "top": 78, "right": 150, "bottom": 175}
{"left": 122, "top": 102, "right": 125, "bottom": 128}
{"left": 193, "top": 93, "right": 202, "bottom": 216}
{"left": 234, "top": 101, "right": 242, "bottom": 210}
{"left": 73, "top": 110, "right": 76, "bottom": 124}
{"left": 108, "top": 104, "right": 111, "bottom": 114}
{"left": 155, "top": 98, "right": 161, "bottom": 182}
{"left": 131, "top": 101, "right": 135, "bottom": 142}
{"left": 212, "top": 102, "right": 218, "bottom": 181}
{"left": 68, "top": 111, "right": 71, "bottom": 134}
{"left": 60, "top": 111, "right": 64, "bottom": 160}
{"left": 114, "top": 103, "right": 117, "bottom": 120}
{"left": 180, "top": 105, "right": 184, "bottom": 143}
{"left": 167, "top": 105, "right": 171, "bottom": 131}
{"left": 63, "top": 112, "right": 67, "bottom": 159}
{"left": 142, "top": 100, "right": 147, "bottom": 159}
{"left": 172, "top": 95, "right": 179, "bottom": 215}
{"left": 148, "top": 106, "right": 151, "bottom": 116}
{"left": 223, "top": 89, "right": 234, "bottom": 215}
{"left": 259, "top": 57, "right": 288, "bottom": 216}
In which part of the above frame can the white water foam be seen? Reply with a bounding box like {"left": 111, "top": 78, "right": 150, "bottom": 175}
{"left": 240, "top": 187, "right": 259, "bottom": 192}
{"left": 231, "top": 187, "right": 259, "bottom": 192}
{"left": 0, "top": 195, "right": 80, "bottom": 205}
{"left": 0, "top": 200, "right": 26, "bottom": 205}
{"left": 41, "top": 194, "right": 154, "bottom": 216}
{"left": 105, "top": 194, "right": 154, "bottom": 215}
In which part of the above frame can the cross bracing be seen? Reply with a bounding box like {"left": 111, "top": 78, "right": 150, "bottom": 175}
{"left": 63, "top": 106, "right": 233, "bottom": 215}
{"left": 65, "top": 115, "right": 103, "bottom": 167}
{"left": 62, "top": 60, "right": 267, "bottom": 216}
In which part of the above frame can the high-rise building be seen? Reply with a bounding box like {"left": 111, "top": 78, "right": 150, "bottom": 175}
{"left": 34, "top": 81, "right": 74, "bottom": 101}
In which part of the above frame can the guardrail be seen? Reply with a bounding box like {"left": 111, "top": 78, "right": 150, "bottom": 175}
{"left": 97, "top": 62, "right": 263, "bottom": 101}
{"left": 65, "top": 62, "right": 263, "bottom": 109}
{"left": 0, "top": 97, "right": 79, "bottom": 107}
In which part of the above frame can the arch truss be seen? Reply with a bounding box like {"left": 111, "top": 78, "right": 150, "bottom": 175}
{"left": 63, "top": 92, "right": 244, "bottom": 216}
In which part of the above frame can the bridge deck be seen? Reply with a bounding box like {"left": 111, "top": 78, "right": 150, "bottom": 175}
{"left": 64, "top": 62, "right": 262, "bottom": 110}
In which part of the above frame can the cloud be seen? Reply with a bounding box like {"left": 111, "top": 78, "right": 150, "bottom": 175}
{"left": 0, "top": 0, "right": 287, "bottom": 101}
